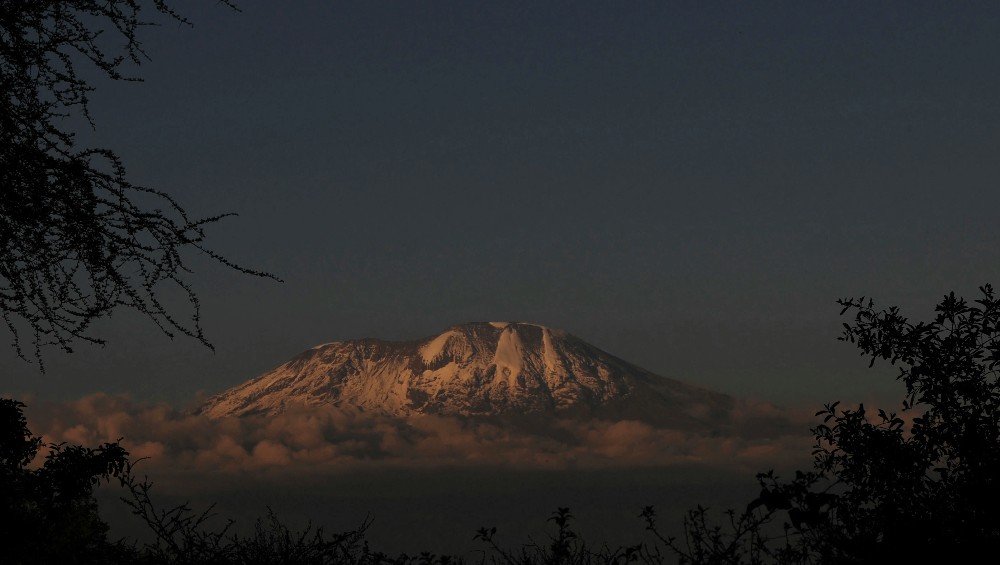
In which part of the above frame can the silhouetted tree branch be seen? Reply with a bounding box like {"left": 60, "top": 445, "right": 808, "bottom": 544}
{"left": 0, "top": 0, "right": 277, "bottom": 369}
{"left": 662, "top": 285, "right": 1000, "bottom": 564}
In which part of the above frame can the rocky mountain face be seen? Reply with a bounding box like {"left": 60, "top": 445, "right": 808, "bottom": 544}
{"left": 198, "top": 322, "right": 734, "bottom": 429}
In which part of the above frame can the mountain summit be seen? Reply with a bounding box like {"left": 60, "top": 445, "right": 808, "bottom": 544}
{"left": 198, "top": 322, "right": 733, "bottom": 428}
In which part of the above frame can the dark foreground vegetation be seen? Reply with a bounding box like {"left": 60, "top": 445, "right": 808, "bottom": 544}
{"left": 4, "top": 286, "right": 1000, "bottom": 564}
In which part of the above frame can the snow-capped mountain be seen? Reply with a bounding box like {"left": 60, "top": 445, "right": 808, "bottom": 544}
{"left": 198, "top": 322, "right": 734, "bottom": 428}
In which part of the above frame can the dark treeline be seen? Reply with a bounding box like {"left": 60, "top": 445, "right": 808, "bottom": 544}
{"left": 4, "top": 286, "right": 1000, "bottom": 564}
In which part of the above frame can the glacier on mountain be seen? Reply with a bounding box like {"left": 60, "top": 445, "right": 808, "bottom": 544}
{"left": 198, "top": 322, "right": 734, "bottom": 429}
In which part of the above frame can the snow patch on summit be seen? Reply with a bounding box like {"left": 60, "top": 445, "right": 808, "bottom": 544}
{"left": 494, "top": 327, "right": 525, "bottom": 381}
{"left": 198, "top": 321, "right": 736, "bottom": 427}
{"left": 530, "top": 323, "right": 565, "bottom": 337}
{"left": 541, "top": 328, "right": 561, "bottom": 377}
{"left": 420, "top": 330, "right": 458, "bottom": 364}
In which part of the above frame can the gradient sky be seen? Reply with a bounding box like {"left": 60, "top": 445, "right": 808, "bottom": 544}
{"left": 4, "top": 0, "right": 1000, "bottom": 410}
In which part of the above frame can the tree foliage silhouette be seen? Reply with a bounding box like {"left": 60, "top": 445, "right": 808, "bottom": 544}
{"left": 0, "top": 0, "right": 275, "bottom": 368}
{"left": 656, "top": 285, "right": 1000, "bottom": 564}
{"left": 0, "top": 398, "right": 133, "bottom": 564}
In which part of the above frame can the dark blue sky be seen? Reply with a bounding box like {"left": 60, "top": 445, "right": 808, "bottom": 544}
{"left": 4, "top": 1, "right": 1000, "bottom": 408}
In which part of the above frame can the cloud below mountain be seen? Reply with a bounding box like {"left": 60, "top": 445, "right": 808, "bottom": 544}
{"left": 19, "top": 392, "right": 814, "bottom": 477}
{"left": 10, "top": 392, "right": 828, "bottom": 555}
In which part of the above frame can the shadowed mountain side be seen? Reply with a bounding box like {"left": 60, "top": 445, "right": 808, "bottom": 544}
{"left": 197, "top": 322, "right": 736, "bottom": 431}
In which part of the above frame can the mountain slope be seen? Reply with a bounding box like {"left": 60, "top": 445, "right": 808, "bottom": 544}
{"left": 198, "top": 322, "right": 734, "bottom": 429}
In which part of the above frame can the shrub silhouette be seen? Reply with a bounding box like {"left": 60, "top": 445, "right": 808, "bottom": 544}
{"left": 475, "top": 507, "right": 648, "bottom": 565}
{"left": 120, "top": 467, "right": 387, "bottom": 564}
{"left": 0, "top": 398, "right": 133, "bottom": 564}
{"left": 650, "top": 285, "right": 1000, "bottom": 564}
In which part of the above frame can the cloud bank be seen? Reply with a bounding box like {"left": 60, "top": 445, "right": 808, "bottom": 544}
{"left": 14, "top": 393, "right": 816, "bottom": 477}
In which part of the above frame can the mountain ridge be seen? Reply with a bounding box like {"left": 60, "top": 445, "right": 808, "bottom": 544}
{"left": 198, "top": 321, "right": 734, "bottom": 430}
